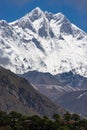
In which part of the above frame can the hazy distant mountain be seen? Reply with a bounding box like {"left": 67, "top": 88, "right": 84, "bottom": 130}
{"left": 22, "top": 70, "right": 59, "bottom": 85}
{"left": 0, "top": 66, "right": 65, "bottom": 117}
{"left": 58, "top": 90, "right": 87, "bottom": 117}
{"left": 23, "top": 70, "right": 87, "bottom": 89}
{"left": 22, "top": 70, "right": 87, "bottom": 117}
{"left": 22, "top": 71, "right": 80, "bottom": 101}
{"left": 55, "top": 71, "right": 87, "bottom": 89}
{"left": 0, "top": 7, "right": 87, "bottom": 77}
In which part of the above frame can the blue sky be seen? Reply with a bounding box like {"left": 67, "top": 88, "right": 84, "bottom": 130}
{"left": 0, "top": 0, "right": 87, "bottom": 32}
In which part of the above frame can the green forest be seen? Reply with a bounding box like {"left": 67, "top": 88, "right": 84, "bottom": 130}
{"left": 0, "top": 111, "right": 87, "bottom": 130}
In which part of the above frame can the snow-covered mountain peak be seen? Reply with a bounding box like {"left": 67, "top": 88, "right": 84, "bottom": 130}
{"left": 0, "top": 7, "right": 87, "bottom": 76}
{"left": 34, "top": 7, "right": 43, "bottom": 12}
{"left": 51, "top": 13, "right": 73, "bottom": 35}
{"left": 54, "top": 12, "right": 65, "bottom": 19}
{"left": 14, "top": 16, "right": 36, "bottom": 32}
{"left": 29, "top": 7, "right": 45, "bottom": 22}
{"left": 0, "top": 20, "right": 8, "bottom": 27}
{"left": 44, "top": 11, "right": 54, "bottom": 21}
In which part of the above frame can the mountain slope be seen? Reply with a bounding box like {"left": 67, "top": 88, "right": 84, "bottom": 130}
{"left": 22, "top": 70, "right": 87, "bottom": 117}
{"left": 22, "top": 70, "right": 59, "bottom": 85}
{"left": 0, "top": 7, "right": 87, "bottom": 76}
{"left": 58, "top": 90, "right": 87, "bottom": 117}
{"left": 21, "top": 71, "right": 78, "bottom": 101}
{"left": 22, "top": 70, "right": 87, "bottom": 90}
{"left": 0, "top": 66, "right": 65, "bottom": 117}
{"left": 55, "top": 71, "right": 87, "bottom": 89}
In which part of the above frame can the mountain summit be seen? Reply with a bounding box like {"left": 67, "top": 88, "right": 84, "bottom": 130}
{"left": 0, "top": 7, "right": 87, "bottom": 76}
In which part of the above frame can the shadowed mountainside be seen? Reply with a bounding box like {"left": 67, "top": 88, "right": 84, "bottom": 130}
{"left": 0, "top": 66, "right": 65, "bottom": 117}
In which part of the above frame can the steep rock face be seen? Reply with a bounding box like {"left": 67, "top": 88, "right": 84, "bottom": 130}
{"left": 0, "top": 7, "right": 87, "bottom": 76}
